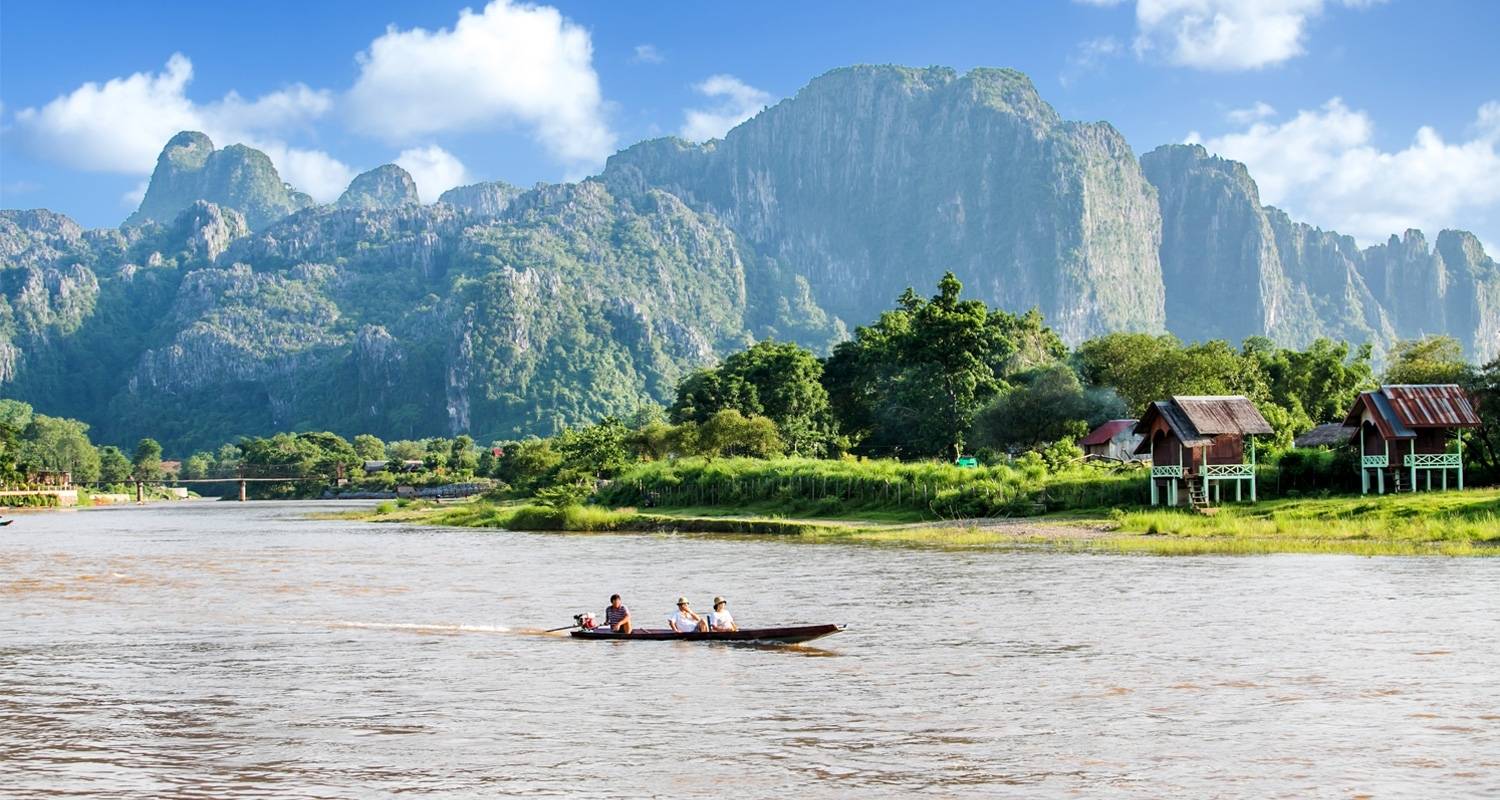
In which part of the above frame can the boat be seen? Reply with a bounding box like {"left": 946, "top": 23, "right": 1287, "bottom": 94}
{"left": 0, "top": 519, "right": 11, "bottom": 527}
{"left": 570, "top": 623, "right": 843, "bottom": 645}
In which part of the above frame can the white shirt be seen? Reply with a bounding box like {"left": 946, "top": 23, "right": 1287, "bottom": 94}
{"left": 707, "top": 609, "right": 735, "bottom": 630}
{"left": 667, "top": 611, "right": 700, "bottom": 632}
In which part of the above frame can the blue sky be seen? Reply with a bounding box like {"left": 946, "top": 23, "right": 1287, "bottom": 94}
{"left": 2, "top": 0, "right": 1497, "bottom": 248}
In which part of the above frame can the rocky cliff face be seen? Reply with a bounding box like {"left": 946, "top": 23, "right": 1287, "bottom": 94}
{"left": 337, "top": 164, "right": 421, "bottom": 210}
{"left": 1142, "top": 143, "right": 1497, "bottom": 359}
{"left": 438, "top": 180, "right": 523, "bottom": 217}
{"left": 124, "top": 131, "right": 315, "bottom": 230}
{"left": 604, "top": 65, "right": 1166, "bottom": 343}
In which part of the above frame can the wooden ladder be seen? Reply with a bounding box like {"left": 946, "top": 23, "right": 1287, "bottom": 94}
{"left": 1187, "top": 482, "right": 1211, "bottom": 513}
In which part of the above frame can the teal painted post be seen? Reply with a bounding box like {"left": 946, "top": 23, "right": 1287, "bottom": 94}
{"left": 1151, "top": 478, "right": 1158, "bottom": 506}
{"left": 1409, "top": 440, "right": 1417, "bottom": 494}
{"left": 1359, "top": 426, "right": 1368, "bottom": 495}
{"left": 1458, "top": 434, "right": 1465, "bottom": 490}
{"left": 1250, "top": 437, "right": 1257, "bottom": 503}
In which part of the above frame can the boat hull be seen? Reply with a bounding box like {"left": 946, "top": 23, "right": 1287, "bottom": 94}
{"left": 570, "top": 623, "right": 843, "bottom": 645}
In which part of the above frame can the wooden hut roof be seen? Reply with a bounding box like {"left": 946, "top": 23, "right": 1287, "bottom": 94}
{"left": 1293, "top": 422, "right": 1354, "bottom": 448}
{"left": 1079, "top": 419, "right": 1137, "bottom": 447}
{"left": 1341, "top": 384, "right": 1479, "bottom": 438}
{"left": 1132, "top": 395, "right": 1273, "bottom": 454}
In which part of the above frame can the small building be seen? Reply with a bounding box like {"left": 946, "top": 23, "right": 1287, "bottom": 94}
{"left": 1133, "top": 396, "right": 1274, "bottom": 507}
{"left": 1079, "top": 419, "right": 1143, "bottom": 461}
{"left": 1293, "top": 422, "right": 1354, "bottom": 449}
{"left": 1342, "top": 384, "right": 1479, "bottom": 494}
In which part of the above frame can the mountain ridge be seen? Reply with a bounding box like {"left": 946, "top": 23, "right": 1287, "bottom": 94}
{"left": 2, "top": 64, "right": 1495, "bottom": 452}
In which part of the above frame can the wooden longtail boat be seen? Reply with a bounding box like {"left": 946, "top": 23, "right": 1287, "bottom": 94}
{"left": 570, "top": 623, "right": 843, "bottom": 645}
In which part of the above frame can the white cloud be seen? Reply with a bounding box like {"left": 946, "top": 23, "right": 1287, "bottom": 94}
{"left": 679, "top": 75, "right": 771, "bottom": 142}
{"left": 346, "top": 0, "right": 614, "bottom": 168}
{"left": 1226, "top": 101, "right": 1277, "bottom": 125}
{"left": 395, "top": 145, "right": 471, "bottom": 202}
{"left": 1196, "top": 98, "right": 1500, "bottom": 247}
{"left": 1060, "top": 36, "right": 1123, "bottom": 87}
{"left": 264, "top": 145, "right": 356, "bottom": 203}
{"left": 632, "top": 44, "right": 664, "bottom": 64}
{"left": 1115, "top": 0, "right": 1382, "bottom": 70}
{"left": 12, "top": 52, "right": 352, "bottom": 202}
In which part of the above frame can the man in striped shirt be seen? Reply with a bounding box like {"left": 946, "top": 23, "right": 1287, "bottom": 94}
{"left": 605, "top": 594, "right": 632, "bottom": 633}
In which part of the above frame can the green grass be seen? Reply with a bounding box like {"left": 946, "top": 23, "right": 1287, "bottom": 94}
{"left": 338, "top": 487, "right": 1500, "bottom": 557}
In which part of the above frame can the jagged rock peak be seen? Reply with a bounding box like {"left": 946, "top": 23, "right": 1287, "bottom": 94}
{"left": 125, "top": 130, "right": 314, "bottom": 232}
{"left": 437, "top": 180, "right": 523, "bottom": 217}
{"left": 337, "top": 164, "right": 421, "bottom": 210}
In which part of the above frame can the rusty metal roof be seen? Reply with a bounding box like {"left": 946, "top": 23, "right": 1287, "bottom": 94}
{"left": 1171, "top": 395, "right": 1275, "bottom": 436}
{"left": 1382, "top": 384, "right": 1481, "bottom": 428}
{"left": 1080, "top": 419, "right": 1136, "bottom": 447}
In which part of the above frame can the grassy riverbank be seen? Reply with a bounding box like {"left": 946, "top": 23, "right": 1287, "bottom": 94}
{"left": 340, "top": 487, "right": 1500, "bottom": 556}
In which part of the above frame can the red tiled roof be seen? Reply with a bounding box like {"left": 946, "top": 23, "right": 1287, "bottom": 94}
{"left": 1080, "top": 419, "right": 1136, "bottom": 446}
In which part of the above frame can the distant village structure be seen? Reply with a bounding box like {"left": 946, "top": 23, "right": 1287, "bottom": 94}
{"left": 1134, "top": 396, "right": 1273, "bottom": 507}
{"left": 1343, "top": 385, "right": 1479, "bottom": 494}
{"left": 1079, "top": 419, "right": 1142, "bottom": 462}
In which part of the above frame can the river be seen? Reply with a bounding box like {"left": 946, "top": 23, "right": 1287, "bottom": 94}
{"left": 2, "top": 501, "right": 1497, "bottom": 798}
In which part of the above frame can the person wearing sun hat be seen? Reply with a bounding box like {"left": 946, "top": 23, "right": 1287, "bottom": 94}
{"left": 707, "top": 596, "right": 737, "bottom": 632}
{"left": 666, "top": 596, "right": 707, "bottom": 633}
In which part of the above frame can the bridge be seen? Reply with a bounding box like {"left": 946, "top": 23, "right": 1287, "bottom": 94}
{"left": 84, "top": 465, "right": 336, "bottom": 502}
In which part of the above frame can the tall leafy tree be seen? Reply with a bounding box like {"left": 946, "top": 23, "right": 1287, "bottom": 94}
{"left": 671, "top": 341, "right": 838, "bottom": 456}
{"left": 973, "top": 365, "right": 1128, "bottom": 452}
{"left": 132, "top": 438, "right": 164, "bottom": 481}
{"left": 97, "top": 446, "right": 133, "bottom": 484}
{"left": 825, "top": 273, "right": 1048, "bottom": 459}
{"left": 1383, "top": 336, "right": 1472, "bottom": 385}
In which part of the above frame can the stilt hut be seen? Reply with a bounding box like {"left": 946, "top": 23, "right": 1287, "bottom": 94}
{"left": 1079, "top": 419, "right": 1143, "bottom": 461}
{"left": 1343, "top": 385, "right": 1479, "bottom": 494}
{"left": 1133, "top": 396, "right": 1273, "bottom": 507}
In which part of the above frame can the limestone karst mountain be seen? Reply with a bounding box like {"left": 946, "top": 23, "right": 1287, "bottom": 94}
{"left": 2, "top": 66, "right": 1495, "bottom": 451}
{"left": 123, "top": 131, "right": 314, "bottom": 231}
{"left": 337, "top": 165, "right": 421, "bottom": 210}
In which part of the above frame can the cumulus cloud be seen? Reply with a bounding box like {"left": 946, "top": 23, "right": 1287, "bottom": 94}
{"left": 346, "top": 0, "right": 614, "bottom": 168}
{"left": 1094, "top": 0, "right": 1383, "bottom": 71}
{"left": 395, "top": 145, "right": 471, "bottom": 202}
{"left": 1195, "top": 98, "right": 1500, "bottom": 247}
{"left": 632, "top": 44, "right": 664, "bottom": 64}
{"left": 12, "top": 52, "right": 352, "bottom": 201}
{"left": 679, "top": 75, "right": 772, "bottom": 142}
{"left": 1226, "top": 101, "right": 1277, "bottom": 125}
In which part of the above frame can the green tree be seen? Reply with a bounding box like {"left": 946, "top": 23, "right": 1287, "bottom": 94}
{"left": 495, "top": 438, "right": 562, "bottom": 492}
{"left": 181, "top": 451, "right": 214, "bottom": 480}
{"left": 18, "top": 415, "right": 101, "bottom": 483}
{"left": 385, "top": 439, "right": 426, "bottom": 463}
{"left": 132, "top": 438, "right": 164, "bottom": 482}
{"left": 825, "top": 273, "right": 1050, "bottom": 459}
{"left": 973, "top": 364, "right": 1128, "bottom": 452}
{"left": 353, "top": 434, "right": 386, "bottom": 462}
{"left": 449, "top": 434, "right": 478, "bottom": 474}
{"left": 1384, "top": 336, "right": 1471, "bottom": 385}
{"left": 97, "top": 445, "right": 132, "bottom": 484}
{"left": 671, "top": 341, "right": 838, "bottom": 456}
{"left": 1464, "top": 357, "right": 1500, "bottom": 472}
{"left": 556, "top": 418, "right": 630, "bottom": 479}
{"left": 1243, "top": 337, "right": 1374, "bottom": 429}
{"left": 695, "top": 410, "right": 784, "bottom": 459}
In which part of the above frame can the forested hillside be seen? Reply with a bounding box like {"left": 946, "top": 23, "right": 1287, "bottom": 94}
{"left": 2, "top": 65, "right": 1496, "bottom": 452}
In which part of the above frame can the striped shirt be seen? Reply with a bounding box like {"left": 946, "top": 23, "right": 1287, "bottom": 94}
{"left": 605, "top": 605, "right": 629, "bottom": 626}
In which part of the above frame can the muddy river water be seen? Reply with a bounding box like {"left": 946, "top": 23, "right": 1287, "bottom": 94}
{"left": 2, "top": 501, "right": 1497, "bottom": 797}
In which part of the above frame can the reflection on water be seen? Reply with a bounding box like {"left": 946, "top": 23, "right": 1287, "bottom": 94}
{"left": 2, "top": 501, "right": 1498, "bottom": 797}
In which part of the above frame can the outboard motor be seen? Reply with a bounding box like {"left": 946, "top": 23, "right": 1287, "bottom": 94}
{"left": 575, "top": 612, "right": 597, "bottom": 630}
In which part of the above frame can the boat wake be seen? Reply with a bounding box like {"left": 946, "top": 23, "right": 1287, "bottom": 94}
{"left": 287, "top": 619, "right": 521, "bottom": 635}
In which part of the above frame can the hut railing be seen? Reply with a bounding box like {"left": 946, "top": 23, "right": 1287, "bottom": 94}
{"left": 1203, "top": 463, "right": 1254, "bottom": 478}
{"left": 1403, "top": 453, "right": 1460, "bottom": 468}
{"left": 1361, "top": 455, "right": 1389, "bottom": 469}
{"left": 1151, "top": 465, "right": 1183, "bottom": 478}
